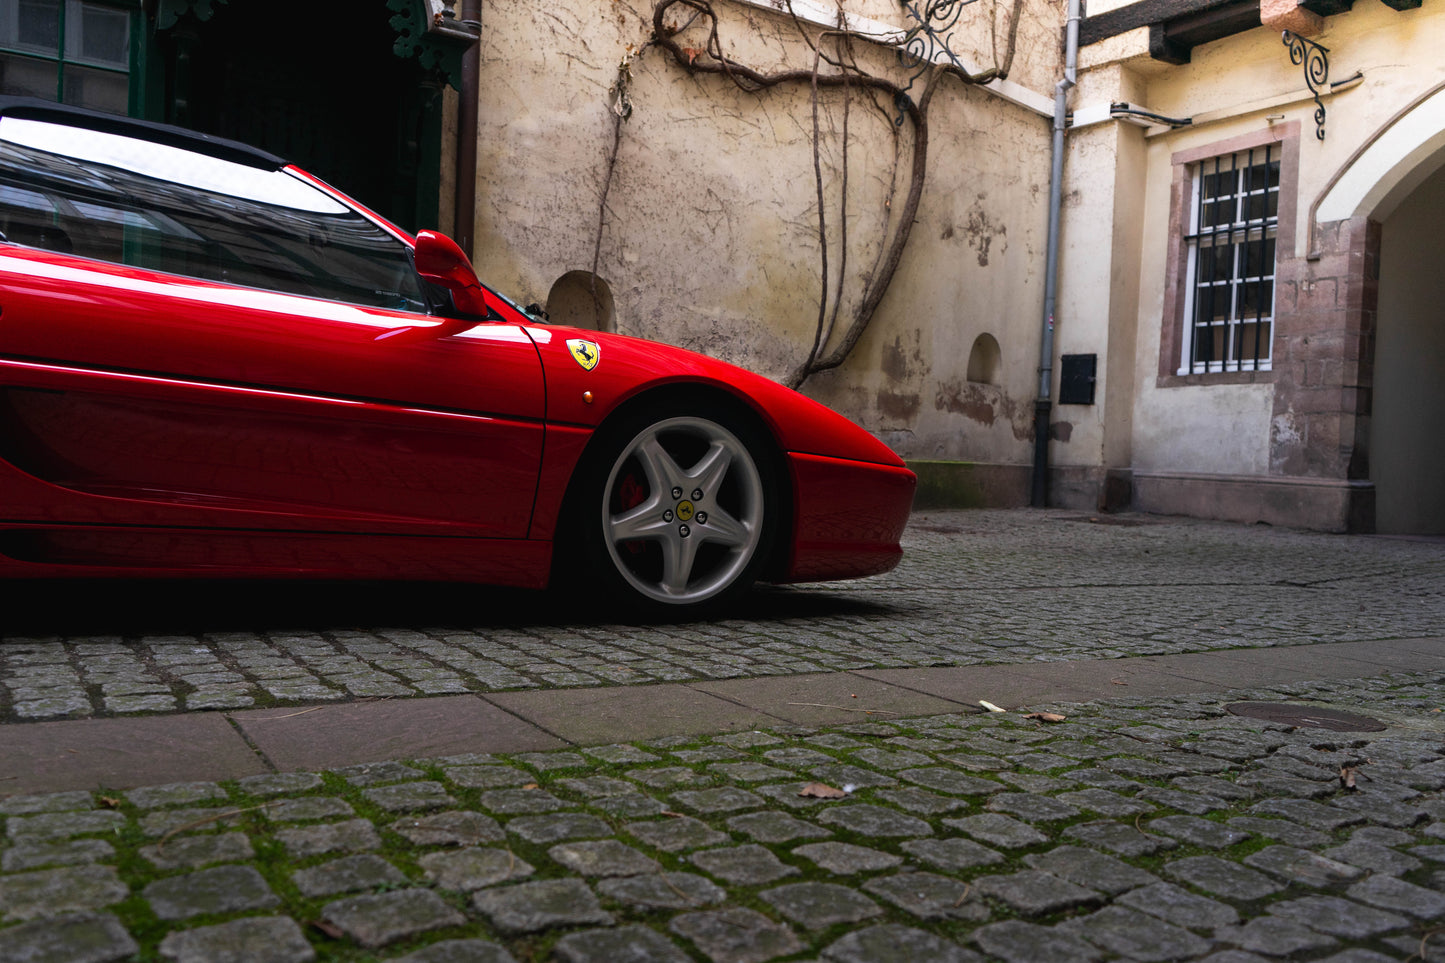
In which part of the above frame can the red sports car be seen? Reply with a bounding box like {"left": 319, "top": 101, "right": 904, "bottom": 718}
{"left": 0, "top": 97, "right": 914, "bottom": 614}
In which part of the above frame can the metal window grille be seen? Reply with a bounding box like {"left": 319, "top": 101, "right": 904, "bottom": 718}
{"left": 1181, "top": 147, "right": 1279, "bottom": 374}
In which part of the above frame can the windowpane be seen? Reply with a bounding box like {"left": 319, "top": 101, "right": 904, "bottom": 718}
{"left": 1193, "top": 324, "right": 1224, "bottom": 365}
{"left": 60, "top": 61, "right": 124, "bottom": 112}
{"left": 1243, "top": 237, "right": 1274, "bottom": 277}
{"left": 1242, "top": 160, "right": 1280, "bottom": 193}
{"left": 1201, "top": 198, "right": 1232, "bottom": 229}
{"left": 0, "top": 118, "right": 428, "bottom": 312}
{"left": 1243, "top": 191, "right": 1275, "bottom": 222}
{"left": 66, "top": 0, "right": 126, "bottom": 67}
{"left": 1195, "top": 285, "right": 1219, "bottom": 323}
{"left": 1238, "top": 280, "right": 1273, "bottom": 317}
{"left": 0, "top": 52, "right": 56, "bottom": 98}
{"left": 1200, "top": 169, "right": 1232, "bottom": 200}
{"left": 1204, "top": 242, "right": 1235, "bottom": 283}
{"left": 1235, "top": 322, "right": 1268, "bottom": 362}
{"left": 10, "top": 0, "right": 60, "bottom": 54}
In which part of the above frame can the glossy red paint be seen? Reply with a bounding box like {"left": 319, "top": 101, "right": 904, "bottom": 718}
{"left": 526, "top": 323, "right": 908, "bottom": 467}
{"left": 520, "top": 324, "right": 912, "bottom": 546}
{"left": 784, "top": 452, "right": 914, "bottom": 582}
{"left": 0, "top": 250, "right": 545, "bottom": 542}
{"left": 0, "top": 100, "right": 915, "bottom": 600}
{"left": 0, "top": 525, "right": 552, "bottom": 586}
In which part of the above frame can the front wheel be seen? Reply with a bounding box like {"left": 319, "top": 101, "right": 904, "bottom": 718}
{"left": 578, "top": 407, "right": 779, "bottom": 615}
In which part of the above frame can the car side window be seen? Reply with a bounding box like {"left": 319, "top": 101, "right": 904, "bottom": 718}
{"left": 0, "top": 116, "right": 429, "bottom": 313}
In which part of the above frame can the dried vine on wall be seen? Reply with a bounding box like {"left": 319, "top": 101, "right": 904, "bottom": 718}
{"left": 596, "top": 0, "right": 1024, "bottom": 389}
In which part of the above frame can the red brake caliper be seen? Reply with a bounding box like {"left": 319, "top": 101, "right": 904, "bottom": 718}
{"left": 617, "top": 472, "right": 646, "bottom": 555}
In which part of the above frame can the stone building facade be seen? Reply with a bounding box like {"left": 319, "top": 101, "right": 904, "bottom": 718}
{"left": 1069, "top": 0, "right": 1445, "bottom": 532}
{"left": 4, "top": 0, "right": 1442, "bottom": 533}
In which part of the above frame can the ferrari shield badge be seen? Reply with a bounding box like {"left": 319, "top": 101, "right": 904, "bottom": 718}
{"left": 567, "top": 339, "right": 600, "bottom": 371}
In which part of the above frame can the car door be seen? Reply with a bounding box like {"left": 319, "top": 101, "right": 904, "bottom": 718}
{"left": 0, "top": 109, "right": 545, "bottom": 544}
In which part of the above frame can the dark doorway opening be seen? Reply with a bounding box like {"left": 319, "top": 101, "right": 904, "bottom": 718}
{"left": 153, "top": 1, "right": 441, "bottom": 233}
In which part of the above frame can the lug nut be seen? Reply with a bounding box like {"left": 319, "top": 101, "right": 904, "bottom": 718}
{"left": 679, "top": 524, "right": 691, "bottom": 538}
{"left": 663, "top": 510, "right": 674, "bottom": 522}
{"left": 671, "top": 487, "right": 683, "bottom": 499}
{"left": 692, "top": 488, "right": 704, "bottom": 500}
{"left": 696, "top": 512, "right": 708, "bottom": 525}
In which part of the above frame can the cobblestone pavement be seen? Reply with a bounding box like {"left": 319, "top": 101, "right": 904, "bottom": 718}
{"left": 4, "top": 510, "right": 1444, "bottom": 721}
{"left": 3, "top": 672, "right": 1445, "bottom": 962}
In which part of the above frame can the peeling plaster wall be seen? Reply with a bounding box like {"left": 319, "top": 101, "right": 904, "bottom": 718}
{"left": 470, "top": 0, "right": 1059, "bottom": 470}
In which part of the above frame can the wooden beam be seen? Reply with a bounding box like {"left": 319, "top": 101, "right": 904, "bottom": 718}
{"left": 1299, "top": 0, "right": 1355, "bottom": 14}
{"left": 1081, "top": 0, "right": 1242, "bottom": 45}
{"left": 1149, "top": 23, "right": 1193, "bottom": 63}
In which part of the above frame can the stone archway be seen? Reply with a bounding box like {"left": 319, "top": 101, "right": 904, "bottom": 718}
{"left": 1307, "top": 83, "right": 1445, "bottom": 534}
{"left": 1371, "top": 163, "right": 1445, "bottom": 534}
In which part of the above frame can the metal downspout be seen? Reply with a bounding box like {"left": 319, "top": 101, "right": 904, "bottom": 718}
{"left": 1030, "top": 0, "right": 1080, "bottom": 508}
{"left": 454, "top": 0, "right": 481, "bottom": 256}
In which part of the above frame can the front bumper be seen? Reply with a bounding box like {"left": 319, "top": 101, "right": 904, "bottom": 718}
{"left": 782, "top": 452, "right": 916, "bottom": 583}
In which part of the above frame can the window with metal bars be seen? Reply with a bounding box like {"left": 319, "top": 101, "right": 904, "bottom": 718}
{"left": 1180, "top": 147, "right": 1279, "bottom": 374}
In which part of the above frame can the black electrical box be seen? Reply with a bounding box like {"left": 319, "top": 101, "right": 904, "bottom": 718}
{"left": 1059, "top": 354, "right": 1097, "bottom": 405}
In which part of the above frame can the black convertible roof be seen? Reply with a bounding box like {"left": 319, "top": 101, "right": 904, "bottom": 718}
{"left": 0, "top": 97, "right": 288, "bottom": 171}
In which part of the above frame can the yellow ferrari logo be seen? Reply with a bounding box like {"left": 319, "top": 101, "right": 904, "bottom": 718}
{"left": 567, "top": 339, "right": 600, "bottom": 371}
{"left": 676, "top": 500, "right": 695, "bottom": 521}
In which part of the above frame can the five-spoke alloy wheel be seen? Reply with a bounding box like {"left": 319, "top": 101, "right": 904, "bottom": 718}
{"left": 579, "top": 405, "right": 778, "bottom": 614}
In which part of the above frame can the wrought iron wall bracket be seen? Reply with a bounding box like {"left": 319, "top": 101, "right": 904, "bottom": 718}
{"left": 896, "top": 0, "right": 981, "bottom": 118}
{"left": 1282, "top": 30, "right": 1330, "bottom": 140}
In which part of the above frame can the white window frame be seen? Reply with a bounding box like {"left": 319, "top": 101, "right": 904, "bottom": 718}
{"left": 1178, "top": 147, "right": 1279, "bottom": 375}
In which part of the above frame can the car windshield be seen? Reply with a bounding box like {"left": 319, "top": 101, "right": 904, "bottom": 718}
{"left": 0, "top": 117, "right": 428, "bottom": 313}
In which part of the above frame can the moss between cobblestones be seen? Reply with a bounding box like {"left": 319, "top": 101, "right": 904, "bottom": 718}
{"left": 97, "top": 808, "right": 169, "bottom": 958}
{"left": 7, "top": 674, "right": 1445, "bottom": 960}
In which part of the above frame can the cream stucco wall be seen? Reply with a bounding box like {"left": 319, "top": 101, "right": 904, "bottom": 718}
{"left": 1070, "top": 0, "right": 1445, "bottom": 498}
{"left": 464, "top": 0, "right": 1444, "bottom": 522}
{"left": 470, "top": 0, "right": 1061, "bottom": 470}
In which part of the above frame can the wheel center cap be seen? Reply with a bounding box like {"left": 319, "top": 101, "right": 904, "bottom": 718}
{"left": 676, "top": 500, "right": 696, "bottom": 522}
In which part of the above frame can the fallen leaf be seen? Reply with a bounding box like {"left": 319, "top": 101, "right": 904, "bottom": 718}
{"left": 798, "top": 782, "right": 848, "bottom": 799}
{"left": 1025, "top": 712, "right": 1067, "bottom": 723}
{"left": 979, "top": 700, "right": 1006, "bottom": 713}
{"left": 1339, "top": 766, "right": 1357, "bottom": 790}
{"left": 682, "top": 45, "right": 703, "bottom": 64}
{"left": 307, "top": 919, "right": 344, "bottom": 940}
{"left": 1110, "top": 678, "right": 1129, "bottom": 685}
{"left": 99, "top": 796, "right": 122, "bottom": 809}
{"left": 522, "top": 783, "right": 539, "bottom": 790}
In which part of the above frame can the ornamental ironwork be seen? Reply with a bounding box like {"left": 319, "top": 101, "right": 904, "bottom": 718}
{"left": 896, "top": 0, "right": 982, "bottom": 115}
{"left": 387, "top": 0, "right": 479, "bottom": 90}
{"left": 1282, "top": 30, "right": 1330, "bottom": 140}
{"left": 154, "top": 0, "right": 227, "bottom": 30}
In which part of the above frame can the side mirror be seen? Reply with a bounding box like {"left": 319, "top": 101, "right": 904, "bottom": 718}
{"left": 414, "top": 230, "right": 492, "bottom": 318}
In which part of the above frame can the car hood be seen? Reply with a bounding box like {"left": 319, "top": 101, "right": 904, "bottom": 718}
{"left": 522, "top": 325, "right": 906, "bottom": 469}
